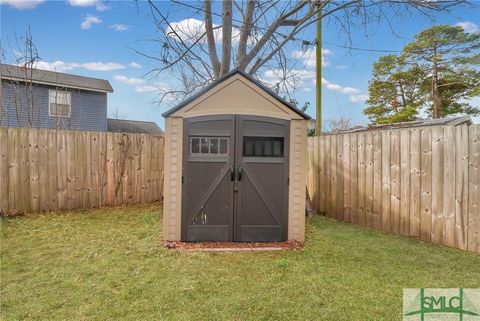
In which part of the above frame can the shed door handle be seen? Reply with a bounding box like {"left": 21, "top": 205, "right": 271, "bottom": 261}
{"left": 238, "top": 166, "right": 242, "bottom": 181}
{"left": 230, "top": 165, "right": 235, "bottom": 181}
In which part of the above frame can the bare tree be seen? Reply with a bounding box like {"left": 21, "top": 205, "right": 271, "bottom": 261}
{"left": 328, "top": 115, "right": 354, "bottom": 133}
{"left": 2, "top": 28, "right": 79, "bottom": 129}
{"left": 109, "top": 106, "right": 128, "bottom": 119}
{"left": 137, "top": 0, "right": 467, "bottom": 104}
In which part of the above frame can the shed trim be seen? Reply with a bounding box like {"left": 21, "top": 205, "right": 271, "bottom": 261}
{"left": 162, "top": 69, "right": 310, "bottom": 120}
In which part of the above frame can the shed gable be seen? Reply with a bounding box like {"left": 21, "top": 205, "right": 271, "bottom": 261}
{"left": 170, "top": 74, "right": 304, "bottom": 120}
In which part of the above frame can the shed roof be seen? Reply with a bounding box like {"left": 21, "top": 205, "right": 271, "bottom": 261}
{"left": 107, "top": 118, "right": 164, "bottom": 134}
{"left": 341, "top": 115, "right": 472, "bottom": 133}
{"left": 0, "top": 63, "right": 113, "bottom": 93}
{"left": 162, "top": 69, "right": 310, "bottom": 120}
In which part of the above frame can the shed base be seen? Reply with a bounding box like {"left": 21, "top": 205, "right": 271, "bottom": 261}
{"left": 164, "top": 240, "right": 303, "bottom": 251}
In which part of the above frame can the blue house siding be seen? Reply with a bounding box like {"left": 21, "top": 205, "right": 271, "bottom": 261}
{"left": 1, "top": 81, "right": 107, "bottom": 131}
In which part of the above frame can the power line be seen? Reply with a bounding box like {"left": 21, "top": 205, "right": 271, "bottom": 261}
{"left": 323, "top": 41, "right": 405, "bottom": 53}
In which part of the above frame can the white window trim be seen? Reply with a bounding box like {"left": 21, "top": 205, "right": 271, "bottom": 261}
{"left": 189, "top": 136, "right": 229, "bottom": 157}
{"left": 48, "top": 89, "right": 71, "bottom": 118}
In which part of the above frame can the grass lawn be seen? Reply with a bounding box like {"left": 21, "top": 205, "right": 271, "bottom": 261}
{"left": 1, "top": 205, "right": 479, "bottom": 321}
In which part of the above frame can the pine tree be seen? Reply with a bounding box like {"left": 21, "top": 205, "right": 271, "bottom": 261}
{"left": 365, "top": 25, "right": 480, "bottom": 124}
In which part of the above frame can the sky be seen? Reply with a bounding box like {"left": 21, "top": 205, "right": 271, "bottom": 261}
{"left": 1, "top": 0, "right": 479, "bottom": 130}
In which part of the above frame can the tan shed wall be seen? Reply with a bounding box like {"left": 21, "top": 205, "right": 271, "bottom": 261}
{"left": 170, "top": 74, "right": 304, "bottom": 120}
{"left": 162, "top": 117, "right": 183, "bottom": 240}
{"left": 288, "top": 120, "right": 307, "bottom": 241}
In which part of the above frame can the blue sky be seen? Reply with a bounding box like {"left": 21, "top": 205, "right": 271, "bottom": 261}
{"left": 1, "top": 0, "right": 479, "bottom": 130}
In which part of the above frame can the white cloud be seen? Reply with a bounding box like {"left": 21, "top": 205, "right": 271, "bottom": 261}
{"left": 36, "top": 61, "right": 76, "bottom": 73}
{"left": 455, "top": 21, "right": 479, "bottom": 34}
{"left": 68, "top": 0, "right": 107, "bottom": 11}
{"left": 292, "top": 48, "right": 332, "bottom": 68}
{"left": 110, "top": 24, "right": 130, "bottom": 32}
{"left": 113, "top": 75, "right": 145, "bottom": 85}
{"left": 134, "top": 85, "right": 158, "bottom": 93}
{"left": 35, "top": 60, "right": 124, "bottom": 72}
{"left": 261, "top": 68, "right": 316, "bottom": 93}
{"left": 321, "top": 78, "right": 360, "bottom": 95}
{"left": 349, "top": 94, "right": 369, "bottom": 103}
{"left": 113, "top": 74, "right": 171, "bottom": 95}
{"left": 81, "top": 62, "right": 124, "bottom": 71}
{"left": 128, "top": 62, "right": 142, "bottom": 69}
{"left": 262, "top": 67, "right": 367, "bottom": 102}
{"left": 12, "top": 49, "right": 23, "bottom": 59}
{"left": 336, "top": 65, "right": 347, "bottom": 70}
{"left": 81, "top": 14, "right": 102, "bottom": 30}
{"left": 167, "top": 18, "right": 246, "bottom": 45}
{"left": 135, "top": 82, "right": 171, "bottom": 94}
{"left": 0, "top": 0, "right": 44, "bottom": 9}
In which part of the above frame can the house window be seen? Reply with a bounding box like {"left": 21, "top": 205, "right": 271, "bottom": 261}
{"left": 190, "top": 136, "right": 229, "bottom": 156}
{"left": 49, "top": 90, "right": 71, "bottom": 118}
{"left": 243, "top": 136, "right": 284, "bottom": 157}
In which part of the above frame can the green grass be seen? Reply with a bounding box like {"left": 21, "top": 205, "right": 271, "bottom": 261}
{"left": 1, "top": 205, "right": 479, "bottom": 321}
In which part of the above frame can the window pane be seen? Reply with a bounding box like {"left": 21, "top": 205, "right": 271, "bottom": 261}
{"left": 200, "top": 138, "right": 209, "bottom": 153}
{"left": 50, "top": 103, "right": 57, "bottom": 115}
{"left": 58, "top": 104, "right": 69, "bottom": 117}
{"left": 57, "top": 92, "right": 68, "bottom": 105}
{"left": 219, "top": 139, "right": 228, "bottom": 154}
{"left": 254, "top": 140, "right": 263, "bottom": 156}
{"left": 191, "top": 138, "right": 200, "bottom": 154}
{"left": 243, "top": 136, "right": 284, "bottom": 158}
{"left": 273, "top": 140, "right": 283, "bottom": 156}
{"left": 264, "top": 140, "right": 273, "bottom": 156}
{"left": 210, "top": 139, "right": 219, "bottom": 154}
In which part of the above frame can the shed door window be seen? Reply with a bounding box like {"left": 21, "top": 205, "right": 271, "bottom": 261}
{"left": 243, "top": 136, "right": 284, "bottom": 157}
{"left": 49, "top": 90, "right": 71, "bottom": 118}
{"left": 190, "top": 137, "right": 229, "bottom": 156}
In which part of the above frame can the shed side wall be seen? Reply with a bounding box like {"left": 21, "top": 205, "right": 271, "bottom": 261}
{"left": 288, "top": 119, "right": 307, "bottom": 241}
{"left": 163, "top": 117, "right": 183, "bottom": 241}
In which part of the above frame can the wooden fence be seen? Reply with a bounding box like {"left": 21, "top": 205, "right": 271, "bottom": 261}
{"left": 307, "top": 124, "right": 479, "bottom": 253}
{"left": 0, "top": 127, "right": 164, "bottom": 214}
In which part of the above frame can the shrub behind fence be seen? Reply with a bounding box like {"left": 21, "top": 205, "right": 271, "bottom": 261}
{"left": 307, "top": 124, "right": 480, "bottom": 253}
{"left": 0, "top": 127, "right": 164, "bottom": 214}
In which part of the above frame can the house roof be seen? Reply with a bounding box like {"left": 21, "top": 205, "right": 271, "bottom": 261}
{"left": 0, "top": 63, "right": 113, "bottom": 93}
{"left": 107, "top": 118, "right": 164, "bottom": 135}
{"left": 342, "top": 115, "right": 472, "bottom": 133}
{"left": 162, "top": 69, "right": 311, "bottom": 119}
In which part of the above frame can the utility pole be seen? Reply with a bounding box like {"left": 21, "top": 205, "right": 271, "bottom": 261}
{"left": 315, "top": 2, "right": 322, "bottom": 135}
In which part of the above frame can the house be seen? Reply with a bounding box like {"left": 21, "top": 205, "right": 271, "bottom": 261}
{"left": 162, "top": 69, "right": 310, "bottom": 243}
{"left": 107, "top": 118, "right": 164, "bottom": 135}
{"left": 0, "top": 63, "right": 113, "bottom": 131}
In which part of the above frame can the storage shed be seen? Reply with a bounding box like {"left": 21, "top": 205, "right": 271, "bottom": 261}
{"left": 162, "top": 69, "right": 310, "bottom": 242}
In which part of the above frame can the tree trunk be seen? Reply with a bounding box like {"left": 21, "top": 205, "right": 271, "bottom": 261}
{"left": 398, "top": 82, "right": 406, "bottom": 108}
{"left": 236, "top": 0, "right": 255, "bottom": 71}
{"left": 432, "top": 60, "right": 442, "bottom": 118}
{"left": 204, "top": 0, "right": 220, "bottom": 79}
{"left": 220, "top": 0, "right": 233, "bottom": 76}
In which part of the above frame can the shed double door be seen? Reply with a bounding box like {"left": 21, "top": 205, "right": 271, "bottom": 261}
{"left": 182, "top": 115, "right": 289, "bottom": 242}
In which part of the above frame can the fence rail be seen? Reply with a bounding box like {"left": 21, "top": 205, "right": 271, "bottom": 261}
{"left": 307, "top": 124, "right": 479, "bottom": 253}
{"left": 0, "top": 127, "right": 164, "bottom": 214}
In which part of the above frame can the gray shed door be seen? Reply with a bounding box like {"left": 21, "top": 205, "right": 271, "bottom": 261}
{"left": 182, "top": 115, "right": 289, "bottom": 242}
